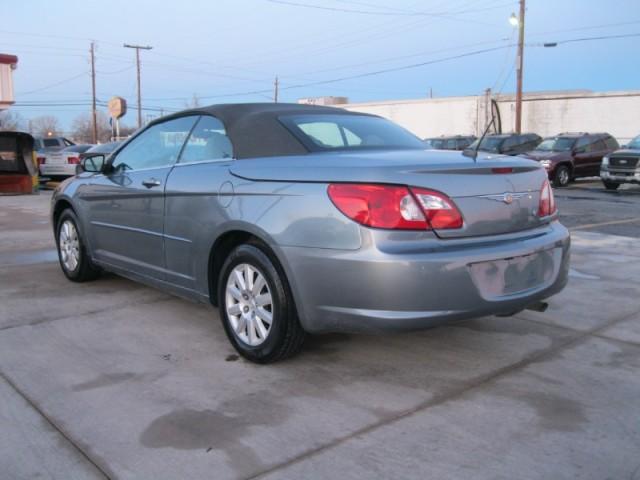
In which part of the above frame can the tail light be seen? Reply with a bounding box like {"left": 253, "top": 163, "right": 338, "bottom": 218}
{"left": 538, "top": 179, "right": 557, "bottom": 217}
{"left": 67, "top": 156, "right": 80, "bottom": 165}
{"left": 327, "top": 183, "right": 463, "bottom": 230}
{"left": 37, "top": 156, "right": 46, "bottom": 166}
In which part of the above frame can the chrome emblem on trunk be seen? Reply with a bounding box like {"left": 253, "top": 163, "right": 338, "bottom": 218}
{"left": 481, "top": 192, "right": 527, "bottom": 204}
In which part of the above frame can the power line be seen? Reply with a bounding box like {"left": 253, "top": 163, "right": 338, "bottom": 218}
{"left": 263, "top": 0, "right": 515, "bottom": 17}
{"left": 16, "top": 73, "right": 88, "bottom": 96}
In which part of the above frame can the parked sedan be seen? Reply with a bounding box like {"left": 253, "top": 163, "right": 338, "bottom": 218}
{"left": 600, "top": 134, "right": 640, "bottom": 190}
{"left": 524, "top": 132, "right": 619, "bottom": 187}
{"left": 51, "top": 103, "right": 570, "bottom": 363}
{"left": 39, "top": 144, "right": 94, "bottom": 179}
{"left": 467, "top": 133, "right": 542, "bottom": 156}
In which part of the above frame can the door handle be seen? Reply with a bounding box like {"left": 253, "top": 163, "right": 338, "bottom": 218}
{"left": 142, "top": 178, "right": 161, "bottom": 188}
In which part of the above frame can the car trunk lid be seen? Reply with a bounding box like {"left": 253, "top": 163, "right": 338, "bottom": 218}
{"left": 229, "top": 149, "right": 548, "bottom": 238}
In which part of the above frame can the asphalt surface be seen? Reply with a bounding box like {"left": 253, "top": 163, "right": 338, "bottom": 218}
{"left": 1, "top": 181, "right": 639, "bottom": 480}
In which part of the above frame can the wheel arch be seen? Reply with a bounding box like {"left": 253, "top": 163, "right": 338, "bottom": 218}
{"left": 207, "top": 226, "right": 294, "bottom": 309}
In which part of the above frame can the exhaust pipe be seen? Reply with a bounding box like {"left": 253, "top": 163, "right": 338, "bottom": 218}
{"left": 526, "top": 301, "right": 548, "bottom": 313}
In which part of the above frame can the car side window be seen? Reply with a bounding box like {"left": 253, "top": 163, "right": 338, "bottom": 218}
{"left": 111, "top": 116, "right": 198, "bottom": 171}
{"left": 574, "top": 137, "right": 590, "bottom": 152}
{"left": 180, "top": 116, "right": 234, "bottom": 162}
{"left": 604, "top": 137, "right": 619, "bottom": 150}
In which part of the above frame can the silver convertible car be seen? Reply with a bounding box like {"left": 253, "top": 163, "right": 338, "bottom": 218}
{"left": 51, "top": 103, "right": 570, "bottom": 363}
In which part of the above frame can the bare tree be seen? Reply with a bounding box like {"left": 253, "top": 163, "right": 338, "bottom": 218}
{"left": 29, "top": 115, "right": 62, "bottom": 138}
{"left": 0, "top": 110, "right": 24, "bottom": 131}
{"left": 70, "top": 111, "right": 111, "bottom": 143}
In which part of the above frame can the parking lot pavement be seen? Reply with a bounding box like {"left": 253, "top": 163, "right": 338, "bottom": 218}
{"left": 1, "top": 186, "right": 639, "bottom": 479}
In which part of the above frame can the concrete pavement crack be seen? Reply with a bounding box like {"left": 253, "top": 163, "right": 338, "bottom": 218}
{"left": 0, "top": 294, "right": 175, "bottom": 332}
{"left": 245, "top": 306, "right": 640, "bottom": 480}
{"left": 0, "top": 370, "right": 113, "bottom": 480}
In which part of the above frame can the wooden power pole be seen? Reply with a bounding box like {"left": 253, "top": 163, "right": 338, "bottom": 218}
{"left": 515, "top": 0, "right": 526, "bottom": 134}
{"left": 274, "top": 76, "right": 279, "bottom": 103}
{"left": 90, "top": 42, "right": 97, "bottom": 143}
{"left": 124, "top": 43, "right": 153, "bottom": 128}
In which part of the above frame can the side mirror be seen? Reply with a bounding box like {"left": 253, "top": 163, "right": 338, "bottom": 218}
{"left": 77, "top": 154, "right": 106, "bottom": 175}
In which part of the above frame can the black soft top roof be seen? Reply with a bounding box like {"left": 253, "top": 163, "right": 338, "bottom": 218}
{"left": 155, "top": 102, "right": 376, "bottom": 159}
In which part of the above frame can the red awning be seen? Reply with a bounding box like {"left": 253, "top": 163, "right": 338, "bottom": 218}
{"left": 0, "top": 54, "right": 18, "bottom": 65}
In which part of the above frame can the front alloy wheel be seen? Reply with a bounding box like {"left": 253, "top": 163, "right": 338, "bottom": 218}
{"left": 56, "top": 209, "right": 100, "bottom": 282}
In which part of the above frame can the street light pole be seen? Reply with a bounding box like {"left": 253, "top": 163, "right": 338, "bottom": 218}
{"left": 124, "top": 43, "right": 153, "bottom": 128}
{"left": 514, "top": 0, "right": 526, "bottom": 134}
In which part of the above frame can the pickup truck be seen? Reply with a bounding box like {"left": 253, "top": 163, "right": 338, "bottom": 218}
{"left": 601, "top": 135, "right": 640, "bottom": 190}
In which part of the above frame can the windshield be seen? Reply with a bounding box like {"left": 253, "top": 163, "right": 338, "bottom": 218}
{"left": 281, "top": 114, "right": 426, "bottom": 151}
{"left": 468, "top": 137, "right": 504, "bottom": 153}
{"left": 627, "top": 136, "right": 640, "bottom": 150}
{"left": 535, "top": 137, "right": 576, "bottom": 152}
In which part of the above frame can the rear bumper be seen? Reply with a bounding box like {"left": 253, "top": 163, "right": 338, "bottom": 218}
{"left": 281, "top": 222, "right": 570, "bottom": 333}
{"left": 40, "top": 164, "right": 75, "bottom": 177}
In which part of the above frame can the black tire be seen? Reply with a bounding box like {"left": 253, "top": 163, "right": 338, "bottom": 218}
{"left": 553, "top": 165, "right": 571, "bottom": 188}
{"left": 55, "top": 209, "right": 100, "bottom": 282}
{"left": 218, "top": 243, "right": 305, "bottom": 363}
{"left": 603, "top": 181, "right": 620, "bottom": 191}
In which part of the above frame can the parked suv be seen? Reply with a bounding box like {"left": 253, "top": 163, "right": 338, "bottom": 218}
{"left": 524, "top": 132, "right": 619, "bottom": 187}
{"left": 467, "top": 133, "right": 541, "bottom": 156}
{"left": 424, "top": 135, "right": 476, "bottom": 151}
{"left": 600, "top": 134, "right": 640, "bottom": 190}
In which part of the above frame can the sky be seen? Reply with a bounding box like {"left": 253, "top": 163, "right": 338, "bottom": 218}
{"left": 3, "top": 0, "right": 640, "bottom": 131}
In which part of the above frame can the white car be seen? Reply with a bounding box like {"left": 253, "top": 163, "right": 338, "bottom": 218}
{"left": 39, "top": 144, "right": 94, "bottom": 179}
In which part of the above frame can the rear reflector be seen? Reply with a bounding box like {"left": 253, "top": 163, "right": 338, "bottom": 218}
{"left": 538, "top": 179, "right": 557, "bottom": 217}
{"left": 327, "top": 183, "right": 463, "bottom": 230}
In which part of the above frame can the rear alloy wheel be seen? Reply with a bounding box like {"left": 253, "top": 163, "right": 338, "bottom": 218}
{"left": 218, "top": 244, "right": 305, "bottom": 363}
{"left": 553, "top": 165, "right": 571, "bottom": 188}
{"left": 56, "top": 209, "right": 100, "bottom": 282}
{"left": 603, "top": 181, "right": 620, "bottom": 191}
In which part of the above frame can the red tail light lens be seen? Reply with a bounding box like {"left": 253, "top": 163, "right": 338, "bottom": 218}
{"left": 37, "top": 156, "right": 46, "bottom": 166}
{"left": 327, "top": 184, "right": 427, "bottom": 229}
{"left": 67, "top": 156, "right": 80, "bottom": 165}
{"left": 327, "top": 184, "right": 463, "bottom": 230}
{"left": 538, "top": 179, "right": 557, "bottom": 217}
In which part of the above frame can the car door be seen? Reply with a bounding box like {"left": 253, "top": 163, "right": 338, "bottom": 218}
{"left": 163, "top": 115, "right": 234, "bottom": 293}
{"left": 81, "top": 115, "right": 198, "bottom": 280}
{"left": 572, "top": 136, "right": 592, "bottom": 177}
{"left": 586, "top": 139, "right": 608, "bottom": 176}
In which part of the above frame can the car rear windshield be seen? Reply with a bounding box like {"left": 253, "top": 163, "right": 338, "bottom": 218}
{"left": 62, "top": 145, "right": 93, "bottom": 153}
{"left": 535, "top": 137, "right": 576, "bottom": 152}
{"left": 43, "top": 139, "right": 59, "bottom": 147}
{"left": 468, "top": 137, "right": 504, "bottom": 153}
{"left": 627, "top": 136, "right": 640, "bottom": 150}
{"left": 281, "top": 114, "right": 426, "bottom": 151}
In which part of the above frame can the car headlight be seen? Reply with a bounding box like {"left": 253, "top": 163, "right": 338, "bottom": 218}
{"left": 602, "top": 156, "right": 609, "bottom": 166}
{"left": 540, "top": 159, "right": 551, "bottom": 169}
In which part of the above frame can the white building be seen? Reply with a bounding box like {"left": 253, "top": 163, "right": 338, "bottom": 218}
{"left": 305, "top": 89, "right": 640, "bottom": 144}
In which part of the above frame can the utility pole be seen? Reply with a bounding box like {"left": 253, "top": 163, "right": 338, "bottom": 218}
{"left": 90, "top": 42, "right": 97, "bottom": 143}
{"left": 124, "top": 43, "right": 153, "bottom": 128}
{"left": 514, "top": 0, "right": 525, "bottom": 134}
{"left": 274, "top": 76, "right": 279, "bottom": 103}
